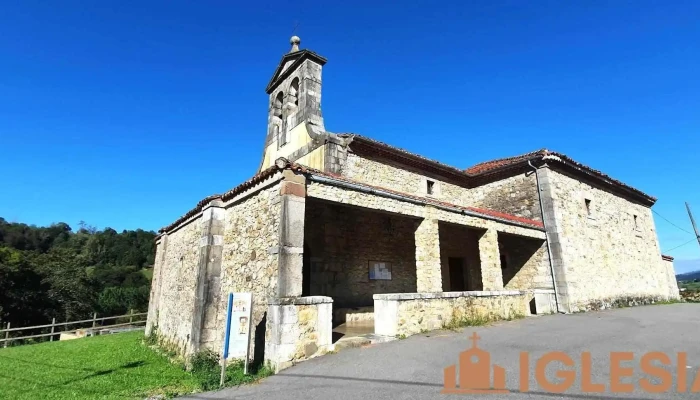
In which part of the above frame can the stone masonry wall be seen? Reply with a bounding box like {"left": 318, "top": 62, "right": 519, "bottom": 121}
{"left": 548, "top": 170, "right": 676, "bottom": 310}
{"left": 343, "top": 153, "right": 540, "bottom": 220}
{"left": 304, "top": 200, "right": 417, "bottom": 307}
{"left": 146, "top": 218, "right": 202, "bottom": 353}
{"left": 265, "top": 296, "right": 333, "bottom": 372}
{"left": 202, "top": 184, "right": 282, "bottom": 356}
{"left": 662, "top": 258, "right": 680, "bottom": 300}
{"left": 374, "top": 291, "right": 529, "bottom": 338}
{"left": 498, "top": 233, "right": 553, "bottom": 291}
{"left": 306, "top": 181, "right": 546, "bottom": 240}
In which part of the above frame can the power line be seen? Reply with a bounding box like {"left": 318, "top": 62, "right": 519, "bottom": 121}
{"left": 663, "top": 238, "right": 698, "bottom": 253}
{"left": 652, "top": 209, "right": 694, "bottom": 236}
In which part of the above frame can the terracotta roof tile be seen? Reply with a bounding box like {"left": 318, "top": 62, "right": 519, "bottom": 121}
{"left": 464, "top": 149, "right": 549, "bottom": 174}
{"left": 159, "top": 159, "right": 544, "bottom": 235}
{"left": 339, "top": 134, "right": 654, "bottom": 205}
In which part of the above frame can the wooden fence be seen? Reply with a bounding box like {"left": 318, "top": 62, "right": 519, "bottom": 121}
{"left": 0, "top": 311, "right": 148, "bottom": 348}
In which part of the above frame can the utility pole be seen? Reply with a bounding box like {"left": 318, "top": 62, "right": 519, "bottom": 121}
{"left": 685, "top": 202, "right": 700, "bottom": 248}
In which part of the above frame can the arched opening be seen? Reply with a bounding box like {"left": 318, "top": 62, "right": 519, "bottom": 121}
{"left": 274, "top": 91, "right": 285, "bottom": 145}
{"left": 273, "top": 91, "right": 284, "bottom": 119}
{"left": 289, "top": 78, "right": 299, "bottom": 107}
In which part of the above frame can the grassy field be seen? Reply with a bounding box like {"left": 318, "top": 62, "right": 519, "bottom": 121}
{"left": 0, "top": 331, "right": 269, "bottom": 399}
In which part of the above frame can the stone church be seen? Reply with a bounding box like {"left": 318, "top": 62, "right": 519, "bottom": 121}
{"left": 146, "top": 36, "right": 679, "bottom": 371}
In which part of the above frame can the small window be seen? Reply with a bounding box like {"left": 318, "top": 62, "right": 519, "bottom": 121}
{"left": 426, "top": 180, "right": 435, "bottom": 195}
{"left": 634, "top": 215, "right": 638, "bottom": 229}
{"left": 584, "top": 199, "right": 592, "bottom": 216}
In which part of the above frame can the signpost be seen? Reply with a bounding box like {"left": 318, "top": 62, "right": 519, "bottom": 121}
{"left": 220, "top": 292, "right": 253, "bottom": 386}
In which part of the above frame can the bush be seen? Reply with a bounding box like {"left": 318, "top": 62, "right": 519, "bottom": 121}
{"left": 188, "top": 350, "right": 274, "bottom": 391}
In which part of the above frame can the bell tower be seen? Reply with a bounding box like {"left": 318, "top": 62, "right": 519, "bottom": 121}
{"left": 260, "top": 36, "right": 327, "bottom": 170}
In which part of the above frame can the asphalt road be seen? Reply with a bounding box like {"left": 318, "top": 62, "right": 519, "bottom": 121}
{"left": 184, "top": 303, "right": 700, "bottom": 400}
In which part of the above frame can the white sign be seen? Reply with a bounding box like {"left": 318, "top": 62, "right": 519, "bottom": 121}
{"left": 369, "top": 261, "right": 392, "bottom": 280}
{"left": 224, "top": 292, "right": 252, "bottom": 360}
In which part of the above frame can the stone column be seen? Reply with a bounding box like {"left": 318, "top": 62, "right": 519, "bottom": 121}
{"left": 415, "top": 211, "right": 442, "bottom": 292}
{"left": 277, "top": 170, "right": 306, "bottom": 297}
{"left": 479, "top": 229, "right": 504, "bottom": 290}
{"left": 189, "top": 200, "right": 225, "bottom": 354}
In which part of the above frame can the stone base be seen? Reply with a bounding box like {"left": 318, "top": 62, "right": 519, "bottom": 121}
{"left": 532, "top": 289, "right": 558, "bottom": 314}
{"left": 574, "top": 295, "right": 674, "bottom": 312}
{"left": 264, "top": 296, "right": 333, "bottom": 373}
{"left": 374, "top": 291, "right": 529, "bottom": 338}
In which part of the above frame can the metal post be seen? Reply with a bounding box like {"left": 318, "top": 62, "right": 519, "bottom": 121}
{"left": 4, "top": 322, "right": 10, "bottom": 348}
{"left": 92, "top": 312, "right": 97, "bottom": 329}
{"left": 686, "top": 202, "right": 700, "bottom": 248}
{"left": 50, "top": 318, "right": 56, "bottom": 342}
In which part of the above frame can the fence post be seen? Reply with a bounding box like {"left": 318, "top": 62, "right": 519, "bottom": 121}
{"left": 129, "top": 309, "right": 134, "bottom": 324}
{"left": 50, "top": 318, "right": 56, "bottom": 342}
{"left": 92, "top": 313, "right": 97, "bottom": 329}
{"left": 4, "top": 322, "right": 10, "bottom": 348}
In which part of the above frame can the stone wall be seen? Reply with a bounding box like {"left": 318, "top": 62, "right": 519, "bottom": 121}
{"left": 265, "top": 296, "right": 333, "bottom": 372}
{"left": 342, "top": 153, "right": 540, "bottom": 220}
{"left": 467, "top": 173, "right": 541, "bottom": 221}
{"left": 546, "top": 169, "right": 677, "bottom": 310}
{"left": 374, "top": 291, "right": 529, "bottom": 338}
{"left": 306, "top": 180, "right": 546, "bottom": 240}
{"left": 203, "top": 183, "right": 282, "bottom": 356}
{"left": 498, "top": 233, "right": 552, "bottom": 291}
{"left": 304, "top": 200, "right": 418, "bottom": 307}
{"left": 145, "top": 217, "right": 202, "bottom": 353}
{"left": 662, "top": 257, "right": 680, "bottom": 300}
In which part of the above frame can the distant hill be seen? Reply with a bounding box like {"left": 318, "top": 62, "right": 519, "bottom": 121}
{"left": 677, "top": 270, "right": 700, "bottom": 282}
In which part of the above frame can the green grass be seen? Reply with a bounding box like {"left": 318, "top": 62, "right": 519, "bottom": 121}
{"left": 140, "top": 268, "right": 154, "bottom": 280}
{"left": 0, "top": 331, "right": 271, "bottom": 399}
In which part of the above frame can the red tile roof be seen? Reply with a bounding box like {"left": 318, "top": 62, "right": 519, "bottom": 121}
{"left": 661, "top": 254, "right": 674, "bottom": 261}
{"left": 340, "top": 134, "right": 655, "bottom": 206}
{"left": 464, "top": 149, "right": 549, "bottom": 174}
{"left": 159, "top": 159, "right": 544, "bottom": 234}
{"left": 158, "top": 164, "right": 285, "bottom": 234}
{"left": 293, "top": 163, "right": 544, "bottom": 230}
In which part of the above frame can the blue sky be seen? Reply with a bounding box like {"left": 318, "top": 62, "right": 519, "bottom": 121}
{"left": 2, "top": 1, "right": 699, "bottom": 270}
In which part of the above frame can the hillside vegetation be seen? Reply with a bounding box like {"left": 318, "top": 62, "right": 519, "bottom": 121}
{"left": 0, "top": 218, "right": 156, "bottom": 330}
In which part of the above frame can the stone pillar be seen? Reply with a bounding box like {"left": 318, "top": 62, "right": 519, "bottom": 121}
{"left": 189, "top": 200, "right": 225, "bottom": 355}
{"left": 538, "top": 166, "right": 573, "bottom": 312}
{"left": 265, "top": 296, "right": 333, "bottom": 372}
{"left": 415, "top": 212, "right": 442, "bottom": 292}
{"left": 277, "top": 170, "right": 306, "bottom": 297}
{"left": 479, "top": 229, "right": 504, "bottom": 290}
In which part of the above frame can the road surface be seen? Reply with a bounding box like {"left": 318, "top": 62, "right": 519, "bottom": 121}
{"left": 184, "top": 303, "right": 700, "bottom": 400}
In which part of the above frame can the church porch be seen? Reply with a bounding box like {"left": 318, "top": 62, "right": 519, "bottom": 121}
{"left": 301, "top": 178, "right": 551, "bottom": 340}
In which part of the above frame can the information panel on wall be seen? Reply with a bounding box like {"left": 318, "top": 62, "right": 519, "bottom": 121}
{"left": 369, "top": 261, "right": 392, "bottom": 280}
{"left": 222, "top": 292, "right": 252, "bottom": 361}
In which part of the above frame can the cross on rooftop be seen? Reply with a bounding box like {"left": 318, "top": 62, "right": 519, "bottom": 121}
{"left": 469, "top": 332, "right": 480, "bottom": 348}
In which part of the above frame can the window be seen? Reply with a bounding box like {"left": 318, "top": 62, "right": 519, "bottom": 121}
{"left": 634, "top": 215, "right": 639, "bottom": 230}
{"left": 427, "top": 180, "right": 435, "bottom": 195}
{"left": 500, "top": 252, "right": 509, "bottom": 270}
{"left": 584, "top": 198, "right": 592, "bottom": 217}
